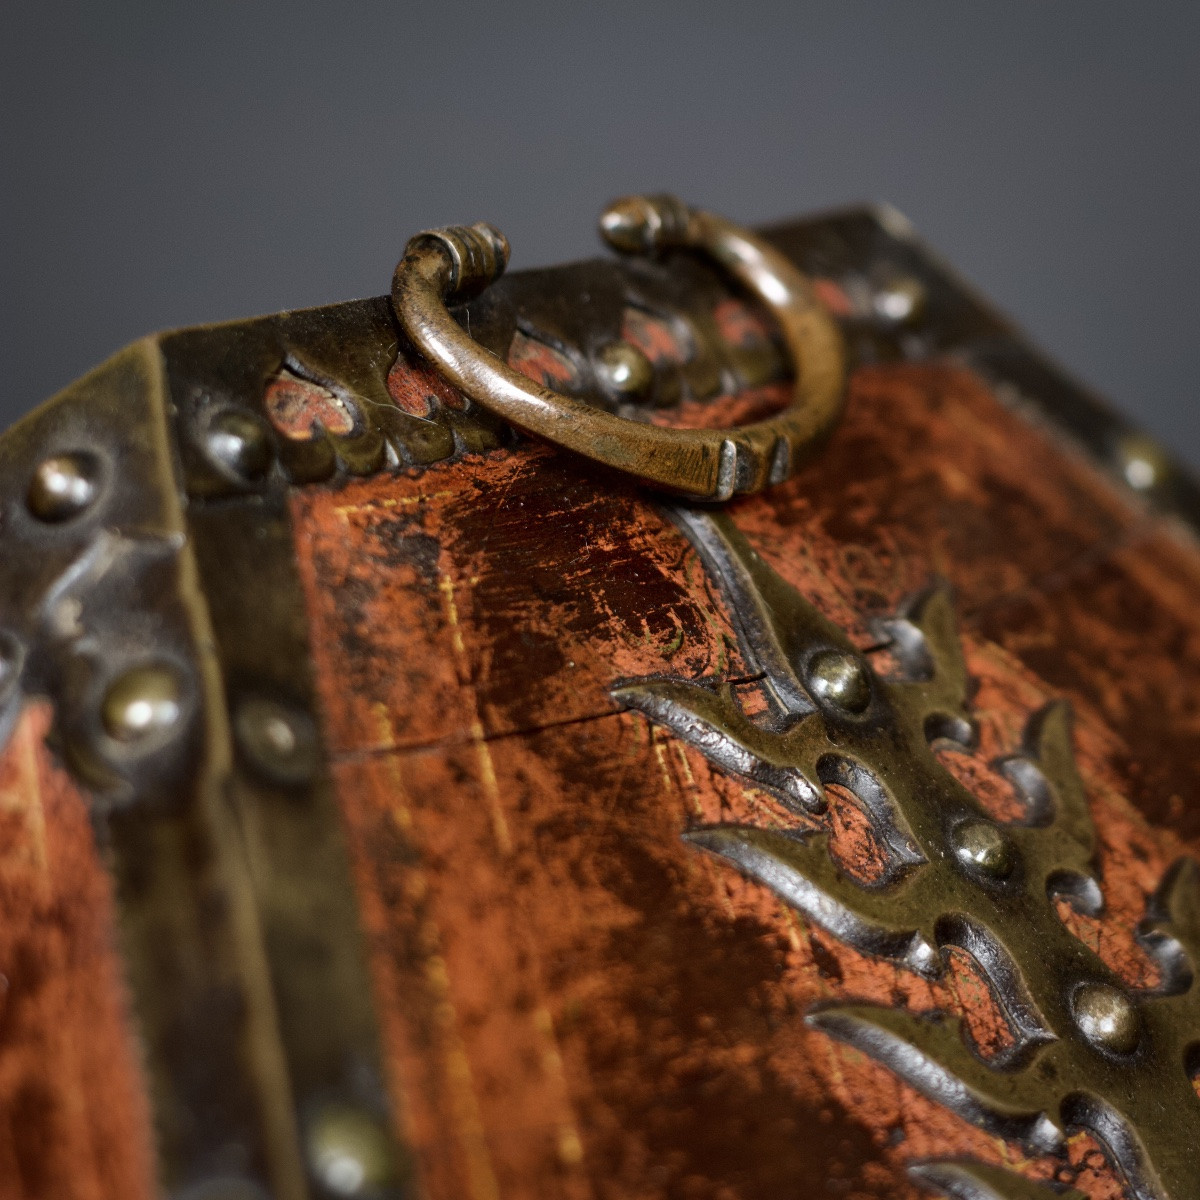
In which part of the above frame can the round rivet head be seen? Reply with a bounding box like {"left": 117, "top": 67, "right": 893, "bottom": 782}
{"left": 102, "top": 665, "right": 183, "bottom": 744}
{"left": 1073, "top": 982, "right": 1140, "bottom": 1054}
{"left": 807, "top": 649, "right": 872, "bottom": 714}
{"left": 596, "top": 342, "right": 654, "bottom": 399}
{"left": 952, "top": 819, "right": 1017, "bottom": 880}
{"left": 234, "top": 696, "right": 318, "bottom": 786}
{"left": 872, "top": 276, "right": 926, "bottom": 325}
{"left": 1116, "top": 434, "right": 1166, "bottom": 492}
{"left": 27, "top": 452, "right": 100, "bottom": 522}
{"left": 306, "top": 1103, "right": 399, "bottom": 1197}
{"left": 205, "top": 410, "right": 274, "bottom": 481}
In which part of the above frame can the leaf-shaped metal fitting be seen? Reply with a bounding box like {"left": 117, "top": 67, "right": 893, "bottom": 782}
{"left": 809, "top": 1004, "right": 1065, "bottom": 1152}
{"left": 874, "top": 585, "right": 979, "bottom": 748}
{"left": 616, "top": 509, "right": 1200, "bottom": 1200}
{"left": 613, "top": 679, "right": 826, "bottom": 814}
{"left": 686, "top": 825, "right": 938, "bottom": 975}
{"left": 910, "top": 1159, "right": 1086, "bottom": 1200}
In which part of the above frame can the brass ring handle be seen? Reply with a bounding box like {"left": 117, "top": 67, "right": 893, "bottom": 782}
{"left": 391, "top": 194, "right": 846, "bottom": 500}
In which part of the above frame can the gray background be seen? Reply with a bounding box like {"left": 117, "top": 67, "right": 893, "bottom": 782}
{"left": 4, "top": 2, "right": 1198, "bottom": 463}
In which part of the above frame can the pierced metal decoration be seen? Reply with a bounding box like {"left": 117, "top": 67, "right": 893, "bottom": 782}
{"left": 616, "top": 509, "right": 1200, "bottom": 1200}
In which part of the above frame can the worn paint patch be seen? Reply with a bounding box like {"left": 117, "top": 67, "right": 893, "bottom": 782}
{"left": 620, "top": 307, "right": 691, "bottom": 365}
{"left": 507, "top": 331, "right": 580, "bottom": 391}
{"left": 292, "top": 444, "right": 747, "bottom": 758}
{"left": 265, "top": 368, "right": 357, "bottom": 439}
{"left": 386, "top": 356, "right": 468, "bottom": 418}
{"left": 712, "top": 296, "right": 775, "bottom": 349}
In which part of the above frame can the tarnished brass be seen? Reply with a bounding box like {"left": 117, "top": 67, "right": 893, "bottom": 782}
{"left": 0, "top": 340, "right": 406, "bottom": 1200}
{"left": 7, "top": 203, "right": 1200, "bottom": 1198}
{"left": 0, "top": 216, "right": 836, "bottom": 1197}
{"left": 617, "top": 509, "right": 1200, "bottom": 1200}
{"left": 391, "top": 195, "right": 846, "bottom": 500}
{"left": 595, "top": 340, "right": 655, "bottom": 400}
{"left": 101, "top": 662, "right": 184, "bottom": 744}
{"left": 26, "top": 450, "right": 101, "bottom": 521}
{"left": 305, "top": 1102, "right": 409, "bottom": 1197}
{"left": 909, "top": 1160, "right": 1085, "bottom": 1200}
{"left": 234, "top": 694, "right": 320, "bottom": 786}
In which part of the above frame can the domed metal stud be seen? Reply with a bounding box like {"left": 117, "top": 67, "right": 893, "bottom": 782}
{"left": 1072, "top": 981, "right": 1140, "bottom": 1055}
{"left": 806, "top": 649, "right": 872, "bottom": 714}
{"left": 1116, "top": 434, "right": 1167, "bottom": 492}
{"left": 27, "top": 452, "right": 100, "bottom": 522}
{"left": 872, "top": 276, "right": 926, "bottom": 325}
{"left": 306, "top": 1103, "right": 399, "bottom": 1197}
{"left": 952, "top": 818, "right": 1017, "bottom": 880}
{"left": 205, "top": 409, "right": 274, "bottom": 481}
{"left": 595, "top": 341, "right": 654, "bottom": 400}
{"left": 102, "top": 664, "right": 183, "bottom": 744}
{"left": 234, "top": 696, "right": 319, "bottom": 786}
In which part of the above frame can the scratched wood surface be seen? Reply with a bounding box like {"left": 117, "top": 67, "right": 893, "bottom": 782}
{"left": 292, "top": 360, "right": 1200, "bottom": 1200}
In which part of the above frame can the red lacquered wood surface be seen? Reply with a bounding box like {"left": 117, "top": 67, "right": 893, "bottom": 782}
{"left": 292, "top": 361, "right": 1200, "bottom": 1199}
{"left": 0, "top": 705, "right": 155, "bottom": 1200}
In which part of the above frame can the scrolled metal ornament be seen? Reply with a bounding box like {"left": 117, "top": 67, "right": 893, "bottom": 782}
{"left": 391, "top": 195, "right": 846, "bottom": 499}
{"left": 616, "top": 509, "right": 1200, "bottom": 1200}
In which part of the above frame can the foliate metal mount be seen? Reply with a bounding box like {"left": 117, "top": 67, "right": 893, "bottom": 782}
{"left": 616, "top": 509, "right": 1200, "bottom": 1200}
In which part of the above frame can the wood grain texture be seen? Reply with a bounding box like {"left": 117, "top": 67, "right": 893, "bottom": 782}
{"left": 292, "top": 361, "right": 1200, "bottom": 1198}
{"left": 0, "top": 705, "right": 155, "bottom": 1200}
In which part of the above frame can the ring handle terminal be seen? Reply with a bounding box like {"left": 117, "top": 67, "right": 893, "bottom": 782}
{"left": 391, "top": 195, "right": 846, "bottom": 500}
